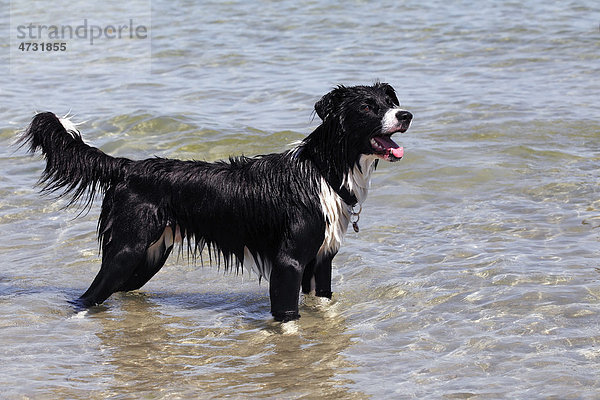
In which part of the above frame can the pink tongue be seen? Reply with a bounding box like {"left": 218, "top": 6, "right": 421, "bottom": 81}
{"left": 390, "top": 147, "right": 404, "bottom": 158}
{"left": 374, "top": 136, "right": 404, "bottom": 159}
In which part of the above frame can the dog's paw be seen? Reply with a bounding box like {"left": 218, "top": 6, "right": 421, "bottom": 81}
{"left": 272, "top": 310, "right": 300, "bottom": 323}
{"left": 315, "top": 290, "right": 333, "bottom": 299}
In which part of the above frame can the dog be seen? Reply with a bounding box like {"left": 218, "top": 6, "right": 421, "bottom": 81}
{"left": 21, "top": 82, "right": 412, "bottom": 322}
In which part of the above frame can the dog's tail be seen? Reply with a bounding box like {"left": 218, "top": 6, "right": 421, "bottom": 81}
{"left": 20, "top": 112, "right": 131, "bottom": 208}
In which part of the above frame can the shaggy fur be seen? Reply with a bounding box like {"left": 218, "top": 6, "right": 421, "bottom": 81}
{"left": 21, "top": 83, "right": 412, "bottom": 322}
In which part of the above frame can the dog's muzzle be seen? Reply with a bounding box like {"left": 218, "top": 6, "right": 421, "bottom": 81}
{"left": 371, "top": 109, "right": 412, "bottom": 162}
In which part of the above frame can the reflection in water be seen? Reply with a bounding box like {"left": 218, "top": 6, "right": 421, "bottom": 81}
{"left": 61, "top": 291, "right": 366, "bottom": 399}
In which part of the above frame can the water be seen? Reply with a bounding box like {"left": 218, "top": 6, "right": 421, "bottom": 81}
{"left": 1, "top": 0, "right": 599, "bottom": 398}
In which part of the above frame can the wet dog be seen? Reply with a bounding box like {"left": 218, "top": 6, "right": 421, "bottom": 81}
{"left": 21, "top": 82, "right": 412, "bottom": 322}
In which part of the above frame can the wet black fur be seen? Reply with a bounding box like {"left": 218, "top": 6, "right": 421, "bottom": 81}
{"left": 21, "top": 83, "right": 406, "bottom": 322}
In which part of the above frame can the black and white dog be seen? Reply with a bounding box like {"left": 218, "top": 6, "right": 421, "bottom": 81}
{"left": 21, "top": 83, "right": 412, "bottom": 322}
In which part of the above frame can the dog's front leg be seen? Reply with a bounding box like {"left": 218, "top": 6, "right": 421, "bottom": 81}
{"left": 269, "top": 257, "right": 304, "bottom": 322}
{"left": 301, "top": 253, "right": 335, "bottom": 299}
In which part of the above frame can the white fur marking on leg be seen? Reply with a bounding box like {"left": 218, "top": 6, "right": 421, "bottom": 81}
{"left": 146, "top": 226, "right": 175, "bottom": 266}
{"left": 243, "top": 246, "right": 272, "bottom": 281}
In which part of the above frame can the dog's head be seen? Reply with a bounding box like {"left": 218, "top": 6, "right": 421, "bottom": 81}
{"left": 314, "top": 82, "right": 412, "bottom": 163}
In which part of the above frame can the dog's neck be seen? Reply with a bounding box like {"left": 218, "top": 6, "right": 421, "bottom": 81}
{"left": 294, "top": 123, "right": 378, "bottom": 206}
{"left": 341, "top": 155, "right": 378, "bottom": 206}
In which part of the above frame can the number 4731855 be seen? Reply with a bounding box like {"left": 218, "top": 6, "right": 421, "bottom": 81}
{"left": 18, "top": 42, "right": 67, "bottom": 52}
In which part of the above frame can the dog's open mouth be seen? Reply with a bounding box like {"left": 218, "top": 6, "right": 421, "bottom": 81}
{"left": 370, "top": 135, "right": 404, "bottom": 162}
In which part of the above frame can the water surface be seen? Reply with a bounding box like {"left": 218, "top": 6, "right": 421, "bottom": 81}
{"left": 1, "top": 0, "right": 599, "bottom": 398}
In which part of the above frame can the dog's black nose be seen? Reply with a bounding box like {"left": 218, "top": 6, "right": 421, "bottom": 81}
{"left": 396, "top": 111, "right": 412, "bottom": 122}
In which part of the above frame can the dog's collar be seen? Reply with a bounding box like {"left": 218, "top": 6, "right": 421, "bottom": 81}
{"left": 335, "top": 186, "right": 362, "bottom": 233}
{"left": 336, "top": 186, "right": 357, "bottom": 207}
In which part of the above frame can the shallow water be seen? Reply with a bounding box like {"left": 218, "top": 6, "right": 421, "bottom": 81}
{"left": 1, "top": 0, "right": 600, "bottom": 398}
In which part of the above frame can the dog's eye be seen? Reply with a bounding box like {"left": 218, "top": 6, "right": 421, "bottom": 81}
{"left": 360, "top": 103, "right": 378, "bottom": 114}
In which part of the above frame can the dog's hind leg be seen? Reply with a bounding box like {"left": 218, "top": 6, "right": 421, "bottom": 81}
{"left": 77, "top": 226, "right": 175, "bottom": 307}
{"left": 118, "top": 226, "right": 176, "bottom": 292}
{"left": 76, "top": 189, "right": 171, "bottom": 308}
{"left": 76, "top": 241, "right": 149, "bottom": 308}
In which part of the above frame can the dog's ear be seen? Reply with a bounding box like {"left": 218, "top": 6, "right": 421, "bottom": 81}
{"left": 315, "top": 87, "right": 343, "bottom": 120}
{"left": 380, "top": 82, "right": 400, "bottom": 106}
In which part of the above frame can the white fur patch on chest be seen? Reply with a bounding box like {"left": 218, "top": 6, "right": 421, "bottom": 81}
{"left": 317, "top": 177, "right": 351, "bottom": 259}
{"left": 343, "top": 155, "right": 378, "bottom": 205}
{"left": 317, "top": 155, "right": 378, "bottom": 259}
